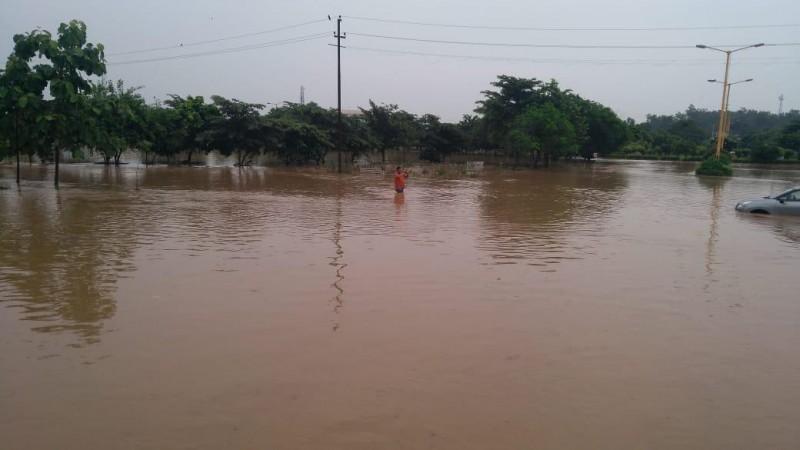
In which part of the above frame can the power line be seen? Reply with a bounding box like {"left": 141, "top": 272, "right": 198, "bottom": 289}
{"left": 344, "top": 15, "right": 800, "bottom": 32}
{"left": 108, "top": 33, "right": 329, "bottom": 65}
{"left": 107, "top": 18, "right": 329, "bottom": 56}
{"left": 348, "top": 32, "right": 800, "bottom": 49}
{"left": 345, "top": 45, "right": 800, "bottom": 66}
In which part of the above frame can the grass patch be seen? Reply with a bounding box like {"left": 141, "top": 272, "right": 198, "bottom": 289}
{"left": 695, "top": 156, "right": 733, "bottom": 176}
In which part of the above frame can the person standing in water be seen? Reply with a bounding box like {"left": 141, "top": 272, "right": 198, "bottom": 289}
{"left": 394, "top": 166, "right": 409, "bottom": 193}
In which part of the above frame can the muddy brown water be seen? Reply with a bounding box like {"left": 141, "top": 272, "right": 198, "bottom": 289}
{"left": 1, "top": 161, "right": 799, "bottom": 450}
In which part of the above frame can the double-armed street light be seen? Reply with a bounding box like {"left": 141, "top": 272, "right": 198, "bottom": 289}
{"left": 697, "top": 43, "right": 764, "bottom": 158}
{"left": 707, "top": 78, "right": 754, "bottom": 139}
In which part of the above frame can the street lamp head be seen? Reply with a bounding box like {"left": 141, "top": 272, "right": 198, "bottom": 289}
{"left": 696, "top": 44, "right": 707, "bottom": 49}
{"left": 745, "top": 78, "right": 754, "bottom": 82}
{"left": 754, "top": 43, "right": 765, "bottom": 48}
{"left": 707, "top": 79, "right": 717, "bottom": 82}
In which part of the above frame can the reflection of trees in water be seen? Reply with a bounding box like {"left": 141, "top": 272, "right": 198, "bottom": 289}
{"left": 0, "top": 190, "right": 141, "bottom": 345}
{"left": 478, "top": 165, "right": 627, "bottom": 265}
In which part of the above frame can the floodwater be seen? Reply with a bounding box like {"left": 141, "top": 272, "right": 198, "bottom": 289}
{"left": 1, "top": 161, "right": 799, "bottom": 450}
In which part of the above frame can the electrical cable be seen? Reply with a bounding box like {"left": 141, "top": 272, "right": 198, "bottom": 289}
{"left": 344, "top": 15, "right": 800, "bottom": 32}
{"left": 345, "top": 45, "right": 800, "bottom": 65}
{"left": 348, "top": 32, "right": 800, "bottom": 49}
{"left": 108, "top": 33, "right": 329, "bottom": 65}
{"left": 107, "top": 18, "right": 330, "bottom": 56}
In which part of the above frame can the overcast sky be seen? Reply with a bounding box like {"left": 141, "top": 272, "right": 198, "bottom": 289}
{"left": 1, "top": 0, "right": 798, "bottom": 122}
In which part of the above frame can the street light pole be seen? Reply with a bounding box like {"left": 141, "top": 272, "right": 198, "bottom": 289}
{"left": 707, "top": 78, "right": 753, "bottom": 145}
{"left": 697, "top": 43, "right": 763, "bottom": 159}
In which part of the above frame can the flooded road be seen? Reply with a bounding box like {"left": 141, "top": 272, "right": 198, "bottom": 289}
{"left": 1, "top": 161, "right": 799, "bottom": 450}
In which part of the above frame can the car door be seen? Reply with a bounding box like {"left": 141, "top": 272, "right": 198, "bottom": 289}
{"left": 771, "top": 189, "right": 800, "bottom": 215}
{"left": 774, "top": 189, "right": 800, "bottom": 216}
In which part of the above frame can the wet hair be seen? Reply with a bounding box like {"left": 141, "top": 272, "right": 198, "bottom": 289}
{"left": 396, "top": 166, "right": 401, "bottom": 171}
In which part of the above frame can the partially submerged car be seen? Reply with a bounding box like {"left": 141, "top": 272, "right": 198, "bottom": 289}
{"left": 735, "top": 187, "right": 800, "bottom": 215}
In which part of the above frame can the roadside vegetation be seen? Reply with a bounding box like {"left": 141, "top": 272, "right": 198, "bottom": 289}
{"left": 2, "top": 21, "right": 799, "bottom": 187}
{"left": 613, "top": 106, "right": 800, "bottom": 163}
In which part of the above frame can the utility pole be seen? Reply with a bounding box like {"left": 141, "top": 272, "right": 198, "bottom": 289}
{"left": 333, "top": 15, "right": 346, "bottom": 173}
{"left": 300, "top": 85, "right": 305, "bottom": 105}
{"left": 778, "top": 94, "right": 784, "bottom": 115}
{"left": 696, "top": 43, "right": 763, "bottom": 159}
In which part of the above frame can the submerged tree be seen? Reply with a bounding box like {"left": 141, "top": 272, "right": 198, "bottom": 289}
{"left": 38, "top": 20, "right": 106, "bottom": 187}
{"left": 164, "top": 95, "right": 219, "bottom": 165}
{"left": 418, "top": 114, "right": 466, "bottom": 162}
{"left": 269, "top": 118, "right": 332, "bottom": 165}
{"left": 205, "top": 96, "right": 267, "bottom": 167}
{"left": 87, "top": 80, "right": 147, "bottom": 165}
{"left": 475, "top": 76, "right": 626, "bottom": 163}
{"left": 509, "top": 103, "right": 578, "bottom": 167}
{"left": 360, "top": 100, "right": 419, "bottom": 163}
{"left": 0, "top": 29, "right": 51, "bottom": 184}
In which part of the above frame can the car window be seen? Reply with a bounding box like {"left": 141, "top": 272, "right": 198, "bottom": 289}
{"left": 788, "top": 191, "right": 800, "bottom": 201}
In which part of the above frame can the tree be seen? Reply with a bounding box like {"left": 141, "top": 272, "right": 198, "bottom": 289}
{"left": 418, "top": 114, "right": 466, "bottom": 162}
{"left": 164, "top": 95, "right": 219, "bottom": 165}
{"left": 476, "top": 75, "right": 545, "bottom": 146}
{"left": 268, "top": 119, "right": 332, "bottom": 165}
{"left": 360, "top": 100, "right": 400, "bottom": 163}
{"left": 341, "top": 114, "right": 377, "bottom": 161}
{"left": 87, "top": 80, "right": 147, "bottom": 165}
{"left": 668, "top": 118, "right": 706, "bottom": 144}
{"left": 205, "top": 96, "right": 267, "bottom": 167}
{"left": 779, "top": 120, "right": 800, "bottom": 152}
{"left": 37, "top": 20, "right": 106, "bottom": 187}
{"left": 509, "top": 103, "right": 579, "bottom": 167}
{"left": 580, "top": 101, "right": 629, "bottom": 159}
{"left": 143, "top": 102, "right": 180, "bottom": 164}
{"left": 359, "top": 101, "right": 420, "bottom": 163}
{"left": 0, "top": 30, "right": 51, "bottom": 184}
{"left": 268, "top": 101, "right": 336, "bottom": 130}
{"left": 459, "top": 114, "right": 491, "bottom": 152}
{"left": 749, "top": 145, "right": 781, "bottom": 163}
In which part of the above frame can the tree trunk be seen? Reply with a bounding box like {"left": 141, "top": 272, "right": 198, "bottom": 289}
{"left": 186, "top": 150, "right": 193, "bottom": 166}
{"left": 54, "top": 147, "right": 60, "bottom": 189}
{"left": 381, "top": 148, "right": 386, "bottom": 164}
{"left": 533, "top": 150, "right": 539, "bottom": 169}
{"left": 544, "top": 152, "right": 551, "bottom": 168}
{"left": 14, "top": 112, "right": 20, "bottom": 185}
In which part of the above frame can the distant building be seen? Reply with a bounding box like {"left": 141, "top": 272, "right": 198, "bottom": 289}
{"left": 341, "top": 108, "right": 363, "bottom": 117}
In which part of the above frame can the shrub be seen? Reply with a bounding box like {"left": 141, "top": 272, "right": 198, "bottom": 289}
{"left": 695, "top": 155, "right": 733, "bottom": 176}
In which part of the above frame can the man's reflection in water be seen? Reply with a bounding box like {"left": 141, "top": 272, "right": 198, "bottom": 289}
{"left": 394, "top": 192, "right": 405, "bottom": 207}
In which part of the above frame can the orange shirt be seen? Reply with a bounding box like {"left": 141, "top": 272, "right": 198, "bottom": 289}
{"left": 394, "top": 172, "right": 407, "bottom": 189}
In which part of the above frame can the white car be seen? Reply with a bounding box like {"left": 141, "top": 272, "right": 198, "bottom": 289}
{"left": 735, "top": 187, "right": 800, "bottom": 215}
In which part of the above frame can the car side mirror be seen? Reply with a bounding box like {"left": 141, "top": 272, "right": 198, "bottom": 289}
{"left": 779, "top": 199, "right": 785, "bottom": 204}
